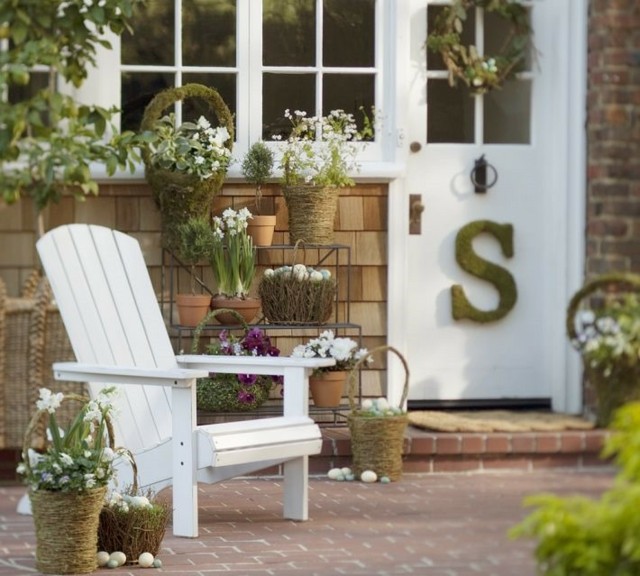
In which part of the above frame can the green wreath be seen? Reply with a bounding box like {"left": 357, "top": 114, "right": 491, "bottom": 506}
{"left": 426, "top": 0, "right": 531, "bottom": 95}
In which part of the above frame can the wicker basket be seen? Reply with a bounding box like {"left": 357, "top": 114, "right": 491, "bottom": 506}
{"left": 566, "top": 273, "right": 640, "bottom": 426}
{"left": 258, "top": 242, "right": 337, "bottom": 325}
{"left": 347, "top": 346, "right": 410, "bottom": 481}
{"left": 0, "top": 274, "right": 82, "bottom": 449}
{"left": 191, "top": 309, "right": 274, "bottom": 412}
{"left": 23, "top": 394, "right": 114, "bottom": 574}
{"left": 282, "top": 185, "right": 339, "bottom": 245}
{"left": 98, "top": 452, "right": 170, "bottom": 564}
{"left": 140, "top": 83, "right": 234, "bottom": 252}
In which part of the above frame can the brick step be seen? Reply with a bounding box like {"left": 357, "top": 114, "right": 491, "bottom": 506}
{"left": 1, "top": 427, "right": 612, "bottom": 485}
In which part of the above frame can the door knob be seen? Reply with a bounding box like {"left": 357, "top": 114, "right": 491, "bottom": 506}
{"left": 409, "top": 194, "right": 424, "bottom": 235}
{"left": 410, "top": 141, "right": 422, "bottom": 153}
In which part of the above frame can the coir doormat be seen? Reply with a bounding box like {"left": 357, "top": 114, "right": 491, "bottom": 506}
{"left": 408, "top": 410, "right": 596, "bottom": 433}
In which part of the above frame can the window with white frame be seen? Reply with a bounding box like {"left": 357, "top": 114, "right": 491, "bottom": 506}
{"left": 118, "top": 0, "right": 388, "bottom": 164}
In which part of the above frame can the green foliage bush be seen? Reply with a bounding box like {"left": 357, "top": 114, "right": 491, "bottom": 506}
{"left": 510, "top": 402, "right": 640, "bottom": 575}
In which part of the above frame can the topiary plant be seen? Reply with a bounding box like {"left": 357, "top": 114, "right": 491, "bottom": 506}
{"left": 241, "top": 141, "right": 274, "bottom": 215}
{"left": 175, "top": 216, "right": 215, "bottom": 295}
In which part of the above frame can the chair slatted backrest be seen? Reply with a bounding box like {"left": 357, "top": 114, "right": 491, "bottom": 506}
{"left": 36, "top": 225, "right": 176, "bottom": 453}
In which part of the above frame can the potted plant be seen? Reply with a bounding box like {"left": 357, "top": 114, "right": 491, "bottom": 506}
{"left": 174, "top": 216, "right": 215, "bottom": 327}
{"left": 273, "top": 108, "right": 373, "bottom": 245}
{"left": 566, "top": 273, "right": 640, "bottom": 426}
{"left": 241, "top": 141, "right": 277, "bottom": 247}
{"left": 17, "top": 387, "right": 123, "bottom": 574}
{"left": 209, "top": 207, "right": 260, "bottom": 324}
{"left": 291, "top": 330, "right": 371, "bottom": 407}
{"left": 0, "top": 0, "right": 146, "bottom": 239}
{"left": 140, "top": 83, "right": 234, "bottom": 253}
{"left": 192, "top": 311, "right": 283, "bottom": 412}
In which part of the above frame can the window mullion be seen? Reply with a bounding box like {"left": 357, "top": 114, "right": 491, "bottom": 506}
{"left": 316, "top": 0, "right": 323, "bottom": 118}
{"left": 175, "top": 0, "right": 183, "bottom": 123}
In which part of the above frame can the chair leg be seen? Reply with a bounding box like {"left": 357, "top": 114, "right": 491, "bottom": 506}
{"left": 283, "top": 455, "right": 309, "bottom": 521}
{"left": 171, "top": 386, "right": 199, "bottom": 537}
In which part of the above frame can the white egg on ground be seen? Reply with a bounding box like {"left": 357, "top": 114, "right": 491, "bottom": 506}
{"left": 96, "top": 551, "right": 110, "bottom": 567}
{"left": 153, "top": 558, "right": 163, "bottom": 568}
{"left": 361, "top": 470, "right": 377, "bottom": 483}
{"left": 341, "top": 467, "right": 352, "bottom": 476}
{"left": 109, "top": 551, "right": 126, "bottom": 567}
{"left": 138, "top": 552, "right": 155, "bottom": 568}
{"left": 327, "top": 467, "right": 344, "bottom": 480}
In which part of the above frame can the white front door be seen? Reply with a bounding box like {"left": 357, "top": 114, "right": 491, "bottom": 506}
{"left": 390, "top": 0, "right": 586, "bottom": 408}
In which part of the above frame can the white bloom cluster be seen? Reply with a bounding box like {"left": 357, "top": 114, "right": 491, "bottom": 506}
{"left": 291, "top": 330, "right": 371, "bottom": 372}
{"left": 36, "top": 388, "right": 64, "bottom": 413}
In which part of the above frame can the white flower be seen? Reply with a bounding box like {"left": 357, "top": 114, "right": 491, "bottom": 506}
{"left": 59, "top": 453, "right": 74, "bottom": 466}
{"left": 36, "top": 388, "right": 64, "bottom": 413}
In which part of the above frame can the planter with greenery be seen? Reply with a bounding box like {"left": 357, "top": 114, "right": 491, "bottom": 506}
{"left": 139, "top": 83, "right": 234, "bottom": 253}
{"left": 0, "top": 0, "right": 146, "bottom": 238}
{"left": 174, "top": 216, "right": 216, "bottom": 327}
{"left": 241, "top": 141, "right": 277, "bottom": 246}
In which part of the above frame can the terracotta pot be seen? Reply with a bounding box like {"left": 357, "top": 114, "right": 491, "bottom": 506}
{"left": 210, "top": 296, "right": 261, "bottom": 325}
{"left": 309, "top": 370, "right": 347, "bottom": 407}
{"left": 175, "top": 293, "right": 211, "bottom": 327}
{"left": 247, "top": 214, "right": 277, "bottom": 247}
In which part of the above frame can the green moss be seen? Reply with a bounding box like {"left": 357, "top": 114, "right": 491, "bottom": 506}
{"left": 451, "top": 219, "right": 517, "bottom": 323}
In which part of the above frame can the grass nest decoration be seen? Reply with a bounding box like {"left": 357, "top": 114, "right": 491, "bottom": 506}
{"left": 140, "top": 83, "right": 234, "bottom": 252}
{"left": 425, "top": 0, "right": 532, "bottom": 94}
{"left": 98, "top": 455, "right": 170, "bottom": 564}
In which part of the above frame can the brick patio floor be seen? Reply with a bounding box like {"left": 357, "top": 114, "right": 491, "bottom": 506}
{"left": 0, "top": 469, "right": 615, "bottom": 576}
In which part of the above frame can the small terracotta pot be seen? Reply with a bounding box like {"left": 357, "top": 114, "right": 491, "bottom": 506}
{"left": 247, "top": 215, "right": 277, "bottom": 247}
{"left": 176, "top": 293, "right": 211, "bottom": 327}
{"left": 210, "top": 296, "right": 261, "bottom": 325}
{"left": 309, "top": 370, "right": 347, "bottom": 407}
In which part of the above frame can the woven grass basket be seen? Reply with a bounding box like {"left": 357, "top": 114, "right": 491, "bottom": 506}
{"left": 23, "top": 394, "right": 114, "bottom": 574}
{"left": 282, "top": 185, "right": 339, "bottom": 245}
{"left": 140, "top": 83, "right": 234, "bottom": 252}
{"left": 347, "top": 346, "right": 410, "bottom": 481}
{"left": 97, "top": 452, "right": 170, "bottom": 564}
{"left": 258, "top": 242, "right": 337, "bottom": 324}
{"left": 566, "top": 273, "right": 640, "bottom": 426}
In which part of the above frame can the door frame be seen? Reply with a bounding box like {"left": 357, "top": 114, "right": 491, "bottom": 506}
{"left": 386, "top": 0, "right": 588, "bottom": 412}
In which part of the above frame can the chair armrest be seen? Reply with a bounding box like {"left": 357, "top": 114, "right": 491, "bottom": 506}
{"left": 52, "top": 362, "right": 209, "bottom": 388}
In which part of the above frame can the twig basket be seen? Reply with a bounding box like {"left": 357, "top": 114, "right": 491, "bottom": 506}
{"left": 23, "top": 394, "right": 114, "bottom": 574}
{"left": 259, "top": 241, "right": 337, "bottom": 324}
{"left": 140, "top": 83, "right": 234, "bottom": 252}
{"left": 98, "top": 452, "right": 170, "bottom": 563}
{"left": 282, "top": 185, "right": 339, "bottom": 245}
{"left": 191, "top": 309, "right": 273, "bottom": 411}
{"left": 347, "top": 346, "right": 410, "bottom": 481}
{"left": 566, "top": 273, "right": 640, "bottom": 426}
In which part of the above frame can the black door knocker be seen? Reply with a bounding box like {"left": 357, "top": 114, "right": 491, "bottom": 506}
{"left": 470, "top": 155, "right": 498, "bottom": 194}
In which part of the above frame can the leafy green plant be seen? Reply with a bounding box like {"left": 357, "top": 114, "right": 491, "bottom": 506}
{"left": 510, "top": 402, "right": 640, "bottom": 575}
{"left": 241, "top": 141, "right": 275, "bottom": 214}
{"left": 176, "top": 217, "right": 215, "bottom": 295}
{"left": 0, "top": 0, "right": 146, "bottom": 235}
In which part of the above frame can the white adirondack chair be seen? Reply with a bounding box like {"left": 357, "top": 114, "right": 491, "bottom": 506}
{"left": 32, "top": 224, "right": 334, "bottom": 537}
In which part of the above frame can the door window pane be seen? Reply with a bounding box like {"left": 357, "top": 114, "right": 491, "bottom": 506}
{"left": 427, "top": 80, "right": 474, "bottom": 144}
{"left": 323, "top": 0, "right": 375, "bottom": 67}
{"left": 183, "top": 0, "right": 236, "bottom": 67}
{"left": 263, "top": 0, "right": 315, "bottom": 66}
{"left": 484, "top": 80, "right": 531, "bottom": 144}
{"left": 427, "top": 5, "right": 475, "bottom": 72}
{"left": 323, "top": 74, "right": 375, "bottom": 132}
{"left": 485, "top": 8, "right": 532, "bottom": 74}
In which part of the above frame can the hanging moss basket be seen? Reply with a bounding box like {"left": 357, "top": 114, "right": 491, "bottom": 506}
{"left": 140, "top": 83, "right": 234, "bottom": 252}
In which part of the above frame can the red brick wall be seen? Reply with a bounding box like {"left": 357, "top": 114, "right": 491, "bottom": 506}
{"left": 587, "top": 0, "right": 640, "bottom": 275}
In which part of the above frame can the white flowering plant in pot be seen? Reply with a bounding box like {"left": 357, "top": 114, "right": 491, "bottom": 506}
{"left": 274, "top": 108, "right": 373, "bottom": 188}
{"left": 18, "top": 387, "right": 122, "bottom": 492}
{"left": 291, "top": 330, "right": 371, "bottom": 375}
{"left": 210, "top": 207, "right": 257, "bottom": 298}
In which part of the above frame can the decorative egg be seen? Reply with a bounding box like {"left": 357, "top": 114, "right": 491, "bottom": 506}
{"left": 107, "top": 559, "right": 119, "bottom": 569}
{"left": 138, "top": 552, "right": 155, "bottom": 568}
{"left": 96, "top": 551, "right": 110, "bottom": 567}
{"left": 361, "top": 470, "right": 377, "bottom": 483}
{"left": 341, "top": 467, "right": 352, "bottom": 476}
{"left": 376, "top": 397, "right": 389, "bottom": 410}
{"left": 109, "top": 551, "right": 126, "bottom": 567}
{"left": 327, "top": 467, "right": 344, "bottom": 480}
{"left": 320, "top": 269, "right": 331, "bottom": 279}
{"left": 310, "top": 271, "right": 324, "bottom": 282}
{"left": 380, "top": 476, "right": 391, "bottom": 484}
{"left": 345, "top": 473, "right": 355, "bottom": 481}
{"left": 153, "top": 558, "right": 163, "bottom": 568}
{"left": 361, "top": 399, "right": 373, "bottom": 410}
{"left": 264, "top": 268, "right": 274, "bottom": 277}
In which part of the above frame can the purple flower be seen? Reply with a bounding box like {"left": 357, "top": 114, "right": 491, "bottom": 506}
{"left": 237, "top": 389, "right": 256, "bottom": 404}
{"left": 238, "top": 373, "right": 257, "bottom": 385}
